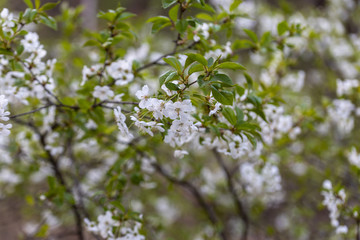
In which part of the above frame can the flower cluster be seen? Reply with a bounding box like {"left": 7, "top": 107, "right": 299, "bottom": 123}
{"left": 0, "top": 95, "right": 11, "bottom": 136}
{"left": 346, "top": 147, "right": 360, "bottom": 168}
{"left": 84, "top": 211, "right": 144, "bottom": 240}
{"left": 0, "top": 8, "right": 14, "bottom": 33}
{"left": 321, "top": 180, "right": 348, "bottom": 234}
{"left": 240, "top": 161, "right": 283, "bottom": 205}
{"left": 327, "top": 99, "right": 356, "bottom": 135}
{"left": 134, "top": 85, "right": 199, "bottom": 148}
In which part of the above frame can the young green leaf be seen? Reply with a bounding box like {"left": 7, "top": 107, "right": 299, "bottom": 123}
{"left": 230, "top": 0, "right": 242, "bottom": 12}
{"left": 159, "top": 70, "right": 176, "bottom": 86}
{"left": 217, "top": 62, "right": 246, "bottom": 70}
{"left": 210, "top": 74, "right": 233, "bottom": 87}
{"left": 40, "top": 1, "right": 60, "bottom": 11}
{"left": 222, "top": 107, "right": 237, "bottom": 125}
{"left": 277, "top": 21, "right": 289, "bottom": 36}
{"left": 169, "top": 4, "right": 179, "bottom": 22}
{"left": 211, "top": 86, "right": 234, "bottom": 105}
{"left": 162, "top": 0, "right": 177, "bottom": 9}
{"left": 24, "top": 0, "right": 34, "bottom": 8}
{"left": 163, "top": 56, "right": 183, "bottom": 73}
{"left": 188, "top": 63, "right": 204, "bottom": 75}
{"left": 185, "top": 53, "right": 208, "bottom": 67}
{"left": 243, "top": 29, "right": 258, "bottom": 43}
{"left": 244, "top": 72, "right": 253, "bottom": 89}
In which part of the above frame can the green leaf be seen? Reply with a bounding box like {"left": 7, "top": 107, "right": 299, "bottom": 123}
{"left": 185, "top": 53, "right": 208, "bottom": 67}
{"left": 232, "top": 39, "right": 255, "bottom": 49}
{"left": 235, "top": 85, "right": 245, "bottom": 96}
{"left": 207, "top": 57, "right": 214, "bottom": 68}
{"left": 35, "top": 0, "right": 40, "bottom": 9}
{"left": 235, "top": 107, "right": 244, "bottom": 125}
{"left": 210, "top": 74, "right": 233, "bottom": 87}
{"left": 117, "top": 12, "right": 136, "bottom": 21}
{"left": 196, "top": 13, "right": 213, "bottom": 21}
{"left": 39, "top": 15, "right": 57, "bottom": 30}
{"left": 163, "top": 56, "right": 182, "bottom": 73}
{"left": 169, "top": 4, "right": 179, "bottom": 22}
{"left": 23, "top": 8, "right": 38, "bottom": 22}
{"left": 40, "top": 1, "right": 60, "bottom": 11}
{"left": 35, "top": 224, "right": 49, "bottom": 238}
{"left": 78, "top": 99, "right": 92, "bottom": 110}
{"left": 97, "top": 11, "right": 116, "bottom": 21}
{"left": 243, "top": 29, "right": 258, "bottom": 43}
{"left": 0, "top": 48, "right": 13, "bottom": 56}
{"left": 244, "top": 72, "right": 253, "bottom": 89}
{"left": 185, "top": 56, "right": 195, "bottom": 69}
{"left": 162, "top": 0, "right": 177, "bottom": 9}
{"left": 260, "top": 31, "right": 272, "bottom": 47}
{"left": 222, "top": 107, "right": 237, "bottom": 125}
{"left": 175, "top": 19, "right": 188, "bottom": 33}
{"left": 243, "top": 132, "right": 257, "bottom": 148}
{"left": 159, "top": 70, "right": 176, "bottom": 86}
{"left": 191, "top": 3, "right": 216, "bottom": 13}
{"left": 217, "top": 62, "right": 246, "bottom": 70}
{"left": 24, "top": 0, "right": 34, "bottom": 8}
{"left": 230, "top": 0, "right": 242, "bottom": 12}
{"left": 211, "top": 86, "right": 233, "bottom": 105}
{"left": 164, "top": 71, "right": 178, "bottom": 85}
{"left": 147, "top": 16, "right": 171, "bottom": 33}
{"left": 83, "top": 39, "right": 101, "bottom": 47}
{"left": 165, "top": 82, "right": 180, "bottom": 91}
{"left": 188, "top": 63, "right": 204, "bottom": 75}
{"left": 277, "top": 21, "right": 289, "bottom": 36}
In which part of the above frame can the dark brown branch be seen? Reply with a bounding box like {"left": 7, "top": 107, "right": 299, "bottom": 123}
{"left": 357, "top": 218, "right": 360, "bottom": 240}
{"left": 212, "top": 148, "right": 250, "bottom": 240}
{"left": 151, "top": 162, "right": 228, "bottom": 240}
{"left": 135, "top": 41, "right": 198, "bottom": 73}
{"left": 9, "top": 104, "right": 54, "bottom": 119}
{"left": 12, "top": 119, "right": 85, "bottom": 240}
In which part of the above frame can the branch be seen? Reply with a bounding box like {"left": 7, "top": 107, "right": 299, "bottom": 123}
{"left": 9, "top": 104, "right": 54, "bottom": 119}
{"left": 151, "top": 162, "right": 228, "bottom": 240}
{"left": 212, "top": 148, "right": 250, "bottom": 240}
{"left": 12, "top": 119, "right": 85, "bottom": 240}
{"left": 135, "top": 41, "right": 198, "bottom": 73}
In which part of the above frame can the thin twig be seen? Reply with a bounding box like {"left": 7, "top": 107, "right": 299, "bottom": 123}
{"left": 212, "top": 148, "right": 250, "bottom": 240}
{"left": 151, "top": 162, "right": 228, "bottom": 240}
{"left": 136, "top": 41, "right": 198, "bottom": 73}
{"left": 12, "top": 119, "right": 85, "bottom": 240}
{"left": 9, "top": 104, "right": 54, "bottom": 119}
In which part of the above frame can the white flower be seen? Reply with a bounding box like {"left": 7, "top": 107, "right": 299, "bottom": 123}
{"left": 0, "top": 95, "right": 11, "bottom": 136}
{"left": 174, "top": 150, "right": 189, "bottom": 158}
{"left": 81, "top": 64, "right": 102, "bottom": 86}
{"left": 164, "top": 99, "right": 194, "bottom": 120}
{"left": 0, "top": 8, "right": 15, "bottom": 32}
{"left": 240, "top": 162, "right": 283, "bottom": 205}
{"left": 135, "top": 85, "right": 151, "bottom": 109}
{"left": 347, "top": 147, "right": 360, "bottom": 168}
{"left": 336, "top": 225, "right": 348, "bottom": 234}
{"left": 322, "top": 180, "right": 347, "bottom": 233}
{"left": 322, "top": 179, "right": 332, "bottom": 190}
{"left": 336, "top": 79, "right": 359, "bottom": 96}
{"left": 97, "top": 211, "right": 120, "bottom": 238}
{"left": 193, "top": 23, "right": 213, "bottom": 42}
{"left": 114, "top": 106, "right": 134, "bottom": 140}
{"left": 146, "top": 98, "right": 166, "bottom": 120}
{"left": 281, "top": 71, "right": 306, "bottom": 92}
{"left": 107, "top": 59, "right": 134, "bottom": 85}
{"left": 92, "top": 85, "right": 114, "bottom": 101}
{"left": 130, "top": 115, "right": 164, "bottom": 137}
{"left": 21, "top": 32, "right": 41, "bottom": 53}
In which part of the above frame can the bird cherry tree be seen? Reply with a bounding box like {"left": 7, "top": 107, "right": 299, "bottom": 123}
{"left": 2, "top": 0, "right": 360, "bottom": 239}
